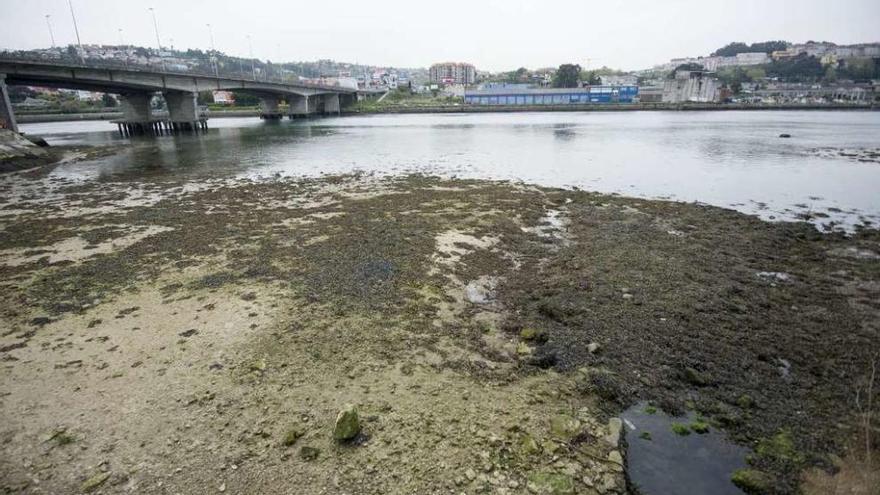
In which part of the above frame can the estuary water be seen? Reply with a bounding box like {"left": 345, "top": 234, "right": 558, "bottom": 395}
{"left": 20, "top": 110, "right": 880, "bottom": 231}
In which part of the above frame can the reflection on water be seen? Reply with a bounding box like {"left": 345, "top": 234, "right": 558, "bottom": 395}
{"left": 19, "top": 110, "right": 880, "bottom": 230}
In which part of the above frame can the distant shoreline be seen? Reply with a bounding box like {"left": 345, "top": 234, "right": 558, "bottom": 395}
{"left": 16, "top": 103, "right": 877, "bottom": 124}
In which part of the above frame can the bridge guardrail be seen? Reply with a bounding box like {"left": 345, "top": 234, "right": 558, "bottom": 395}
{"left": 0, "top": 53, "right": 354, "bottom": 93}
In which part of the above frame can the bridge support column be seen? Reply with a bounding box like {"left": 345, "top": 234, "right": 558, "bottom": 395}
{"left": 288, "top": 95, "right": 316, "bottom": 118}
{"left": 259, "top": 96, "right": 283, "bottom": 119}
{"left": 164, "top": 91, "right": 204, "bottom": 132}
{"left": 118, "top": 92, "right": 155, "bottom": 135}
{"left": 323, "top": 94, "right": 340, "bottom": 115}
{"left": 0, "top": 73, "right": 18, "bottom": 133}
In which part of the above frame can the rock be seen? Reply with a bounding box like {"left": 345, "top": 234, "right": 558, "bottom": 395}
{"left": 80, "top": 472, "right": 111, "bottom": 492}
{"left": 520, "top": 328, "right": 542, "bottom": 341}
{"left": 465, "top": 468, "right": 477, "bottom": 481}
{"left": 731, "top": 468, "right": 773, "bottom": 494}
{"left": 517, "top": 342, "right": 532, "bottom": 356}
{"left": 218, "top": 482, "right": 226, "bottom": 492}
{"left": 519, "top": 433, "right": 542, "bottom": 456}
{"left": 282, "top": 424, "right": 306, "bottom": 446}
{"left": 598, "top": 473, "right": 620, "bottom": 494}
{"left": 299, "top": 446, "right": 320, "bottom": 461}
{"left": 179, "top": 329, "right": 198, "bottom": 338}
{"left": 526, "top": 472, "right": 575, "bottom": 495}
{"left": 622, "top": 293, "right": 633, "bottom": 300}
{"left": 333, "top": 404, "right": 360, "bottom": 441}
{"left": 549, "top": 414, "right": 581, "bottom": 441}
{"left": 607, "top": 450, "right": 624, "bottom": 471}
{"left": 604, "top": 418, "right": 622, "bottom": 447}
{"left": 779, "top": 133, "right": 792, "bottom": 138}
{"left": 587, "top": 342, "right": 601, "bottom": 354}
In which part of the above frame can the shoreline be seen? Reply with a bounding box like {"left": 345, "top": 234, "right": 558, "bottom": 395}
{"left": 15, "top": 102, "right": 877, "bottom": 123}
{"left": 0, "top": 146, "right": 878, "bottom": 493}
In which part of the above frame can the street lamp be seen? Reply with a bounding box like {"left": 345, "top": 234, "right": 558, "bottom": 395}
{"left": 247, "top": 35, "right": 256, "bottom": 81}
{"left": 206, "top": 23, "right": 218, "bottom": 77}
{"left": 118, "top": 28, "right": 128, "bottom": 68}
{"left": 67, "top": 0, "right": 85, "bottom": 64}
{"left": 45, "top": 14, "right": 56, "bottom": 48}
{"left": 148, "top": 7, "right": 167, "bottom": 72}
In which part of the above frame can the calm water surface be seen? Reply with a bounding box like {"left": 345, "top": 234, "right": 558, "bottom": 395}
{"left": 20, "top": 111, "right": 880, "bottom": 230}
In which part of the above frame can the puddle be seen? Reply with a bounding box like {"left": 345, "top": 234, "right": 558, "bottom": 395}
{"left": 622, "top": 403, "right": 749, "bottom": 495}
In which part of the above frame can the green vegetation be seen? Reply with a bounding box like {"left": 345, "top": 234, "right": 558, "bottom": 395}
{"left": 638, "top": 431, "right": 652, "bottom": 441}
{"left": 670, "top": 423, "right": 691, "bottom": 436}
{"left": 643, "top": 405, "right": 657, "bottom": 414}
{"left": 348, "top": 88, "right": 462, "bottom": 113}
{"left": 731, "top": 468, "right": 773, "bottom": 494}
{"left": 755, "top": 430, "right": 805, "bottom": 465}
{"left": 713, "top": 40, "right": 789, "bottom": 57}
{"left": 690, "top": 420, "right": 710, "bottom": 434}
{"left": 552, "top": 64, "right": 581, "bottom": 88}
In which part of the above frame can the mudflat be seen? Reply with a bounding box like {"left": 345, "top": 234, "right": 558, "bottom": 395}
{"left": 1, "top": 158, "right": 878, "bottom": 494}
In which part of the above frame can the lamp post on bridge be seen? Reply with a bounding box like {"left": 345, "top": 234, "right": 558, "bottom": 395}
{"left": 45, "top": 14, "right": 56, "bottom": 48}
{"left": 206, "top": 23, "right": 218, "bottom": 77}
{"left": 148, "top": 7, "right": 167, "bottom": 72}
{"left": 247, "top": 35, "right": 256, "bottom": 81}
{"left": 118, "top": 28, "right": 128, "bottom": 68}
{"left": 67, "top": 0, "right": 85, "bottom": 64}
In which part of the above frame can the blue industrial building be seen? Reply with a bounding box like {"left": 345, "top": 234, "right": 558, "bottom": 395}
{"left": 464, "top": 86, "right": 639, "bottom": 105}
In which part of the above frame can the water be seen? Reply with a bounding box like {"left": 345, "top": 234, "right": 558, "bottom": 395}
{"left": 19, "top": 110, "right": 880, "bottom": 230}
{"left": 621, "top": 403, "right": 750, "bottom": 495}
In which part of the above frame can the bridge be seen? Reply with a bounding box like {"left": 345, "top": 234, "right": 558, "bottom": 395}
{"left": 0, "top": 59, "right": 360, "bottom": 135}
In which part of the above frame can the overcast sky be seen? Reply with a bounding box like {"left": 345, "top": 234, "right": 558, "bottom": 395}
{"left": 1, "top": 0, "right": 878, "bottom": 71}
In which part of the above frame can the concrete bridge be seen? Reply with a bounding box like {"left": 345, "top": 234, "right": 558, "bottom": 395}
{"left": 0, "top": 59, "right": 359, "bottom": 134}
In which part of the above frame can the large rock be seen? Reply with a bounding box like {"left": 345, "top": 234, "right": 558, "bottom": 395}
{"left": 333, "top": 404, "right": 361, "bottom": 441}
{"left": 527, "top": 472, "right": 575, "bottom": 495}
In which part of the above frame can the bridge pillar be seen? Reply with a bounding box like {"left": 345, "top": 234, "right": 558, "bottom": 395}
{"left": 117, "top": 92, "right": 156, "bottom": 135}
{"left": 0, "top": 73, "right": 19, "bottom": 133}
{"left": 287, "top": 95, "right": 314, "bottom": 118}
{"left": 164, "top": 91, "right": 202, "bottom": 131}
{"left": 323, "top": 94, "right": 341, "bottom": 115}
{"left": 259, "top": 96, "right": 283, "bottom": 119}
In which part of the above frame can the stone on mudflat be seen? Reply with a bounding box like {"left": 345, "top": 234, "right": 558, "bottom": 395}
{"left": 527, "top": 472, "right": 575, "bottom": 495}
{"left": 605, "top": 417, "right": 622, "bottom": 447}
{"left": 587, "top": 342, "right": 601, "bottom": 354}
{"left": 549, "top": 414, "right": 581, "bottom": 441}
{"left": 333, "top": 404, "right": 360, "bottom": 441}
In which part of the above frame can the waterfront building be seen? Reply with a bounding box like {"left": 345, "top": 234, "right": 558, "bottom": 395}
{"left": 662, "top": 70, "right": 721, "bottom": 103}
{"left": 429, "top": 62, "right": 476, "bottom": 86}
{"left": 463, "top": 86, "right": 639, "bottom": 105}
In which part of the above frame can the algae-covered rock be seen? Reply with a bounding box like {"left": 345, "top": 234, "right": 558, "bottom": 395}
{"left": 690, "top": 420, "right": 710, "bottom": 434}
{"left": 517, "top": 342, "right": 533, "bottom": 356}
{"left": 80, "top": 471, "right": 111, "bottom": 492}
{"left": 282, "top": 423, "right": 306, "bottom": 446}
{"left": 731, "top": 468, "right": 773, "bottom": 494}
{"left": 519, "top": 433, "right": 542, "bottom": 456}
{"left": 526, "top": 472, "right": 575, "bottom": 495}
{"left": 520, "top": 328, "right": 540, "bottom": 340}
{"left": 549, "top": 414, "right": 581, "bottom": 441}
{"left": 333, "top": 404, "right": 360, "bottom": 441}
{"left": 299, "top": 445, "right": 320, "bottom": 461}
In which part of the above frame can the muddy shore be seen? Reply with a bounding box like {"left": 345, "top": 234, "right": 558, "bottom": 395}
{"left": 1, "top": 150, "right": 878, "bottom": 494}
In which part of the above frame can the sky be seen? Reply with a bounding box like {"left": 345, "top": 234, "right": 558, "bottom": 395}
{"left": 1, "top": 0, "right": 878, "bottom": 72}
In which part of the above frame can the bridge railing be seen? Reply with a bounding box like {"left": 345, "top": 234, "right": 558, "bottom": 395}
{"left": 0, "top": 52, "right": 353, "bottom": 93}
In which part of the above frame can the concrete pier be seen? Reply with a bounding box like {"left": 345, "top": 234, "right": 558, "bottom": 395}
{"left": 164, "top": 91, "right": 202, "bottom": 131}
{"left": 288, "top": 95, "right": 316, "bottom": 118}
{"left": 259, "top": 96, "right": 283, "bottom": 119}
{"left": 323, "top": 94, "right": 341, "bottom": 115}
{"left": 0, "top": 73, "right": 19, "bottom": 133}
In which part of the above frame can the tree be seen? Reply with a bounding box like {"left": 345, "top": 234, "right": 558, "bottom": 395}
{"left": 766, "top": 54, "right": 824, "bottom": 82}
{"left": 552, "top": 64, "right": 581, "bottom": 88}
{"left": 579, "top": 71, "right": 601, "bottom": 85}
{"left": 101, "top": 93, "right": 118, "bottom": 108}
{"left": 197, "top": 91, "right": 214, "bottom": 105}
{"left": 231, "top": 91, "right": 260, "bottom": 106}
{"left": 712, "top": 40, "right": 789, "bottom": 57}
